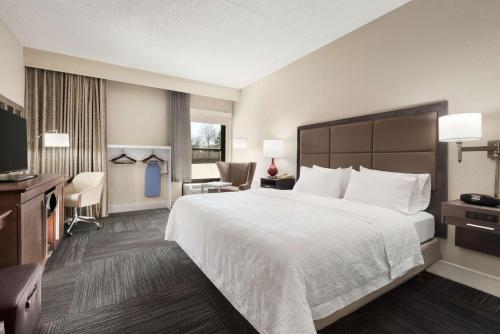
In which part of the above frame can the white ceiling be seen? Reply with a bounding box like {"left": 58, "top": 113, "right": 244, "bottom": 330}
{"left": 0, "top": 0, "right": 409, "bottom": 89}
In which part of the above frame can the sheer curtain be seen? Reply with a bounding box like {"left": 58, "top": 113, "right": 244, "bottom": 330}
{"left": 167, "top": 91, "right": 192, "bottom": 182}
{"left": 25, "top": 67, "right": 108, "bottom": 216}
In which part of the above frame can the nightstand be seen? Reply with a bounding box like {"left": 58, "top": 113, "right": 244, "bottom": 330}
{"left": 442, "top": 200, "right": 500, "bottom": 257}
{"left": 260, "top": 177, "right": 295, "bottom": 190}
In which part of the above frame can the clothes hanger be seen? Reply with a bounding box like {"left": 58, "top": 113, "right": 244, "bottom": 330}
{"left": 111, "top": 150, "right": 136, "bottom": 164}
{"left": 143, "top": 149, "right": 165, "bottom": 163}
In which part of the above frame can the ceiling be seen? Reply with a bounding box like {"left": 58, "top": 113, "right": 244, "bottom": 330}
{"left": 0, "top": 0, "right": 409, "bottom": 89}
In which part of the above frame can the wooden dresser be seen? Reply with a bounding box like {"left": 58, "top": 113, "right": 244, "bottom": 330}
{"left": 0, "top": 174, "right": 65, "bottom": 268}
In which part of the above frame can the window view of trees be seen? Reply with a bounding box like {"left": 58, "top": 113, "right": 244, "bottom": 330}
{"left": 191, "top": 122, "right": 223, "bottom": 164}
{"left": 191, "top": 122, "right": 221, "bottom": 149}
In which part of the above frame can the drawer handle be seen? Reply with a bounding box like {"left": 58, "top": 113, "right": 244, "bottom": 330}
{"left": 25, "top": 285, "right": 37, "bottom": 311}
{"left": 466, "top": 223, "right": 495, "bottom": 231}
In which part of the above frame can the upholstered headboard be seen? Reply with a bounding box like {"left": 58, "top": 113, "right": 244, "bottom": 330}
{"left": 297, "top": 101, "right": 448, "bottom": 238}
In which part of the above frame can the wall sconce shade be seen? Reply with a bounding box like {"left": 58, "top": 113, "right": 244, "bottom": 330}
{"left": 438, "top": 112, "right": 500, "bottom": 198}
{"left": 42, "top": 133, "right": 70, "bottom": 147}
{"left": 439, "top": 113, "right": 482, "bottom": 142}
{"left": 233, "top": 138, "right": 248, "bottom": 150}
{"left": 263, "top": 140, "right": 283, "bottom": 158}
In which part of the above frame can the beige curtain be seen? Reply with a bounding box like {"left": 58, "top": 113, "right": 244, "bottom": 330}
{"left": 167, "top": 91, "right": 192, "bottom": 182}
{"left": 25, "top": 67, "right": 108, "bottom": 217}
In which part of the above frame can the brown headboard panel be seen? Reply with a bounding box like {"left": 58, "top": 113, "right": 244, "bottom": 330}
{"left": 297, "top": 101, "right": 448, "bottom": 238}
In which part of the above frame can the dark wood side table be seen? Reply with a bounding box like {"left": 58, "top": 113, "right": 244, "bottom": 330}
{"left": 260, "top": 177, "right": 295, "bottom": 190}
{"left": 442, "top": 200, "right": 500, "bottom": 257}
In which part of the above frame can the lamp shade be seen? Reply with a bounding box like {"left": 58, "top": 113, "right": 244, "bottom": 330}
{"left": 43, "top": 133, "right": 70, "bottom": 147}
{"left": 233, "top": 138, "right": 248, "bottom": 150}
{"left": 263, "top": 139, "right": 283, "bottom": 158}
{"left": 439, "top": 113, "right": 482, "bottom": 142}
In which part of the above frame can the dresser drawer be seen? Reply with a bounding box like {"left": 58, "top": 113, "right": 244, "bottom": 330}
{"left": 444, "top": 216, "right": 500, "bottom": 235}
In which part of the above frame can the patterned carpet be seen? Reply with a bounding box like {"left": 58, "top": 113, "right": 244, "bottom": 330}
{"left": 36, "top": 209, "right": 500, "bottom": 334}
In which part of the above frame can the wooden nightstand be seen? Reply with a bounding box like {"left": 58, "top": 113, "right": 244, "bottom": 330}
{"left": 442, "top": 200, "right": 500, "bottom": 257}
{"left": 260, "top": 177, "right": 295, "bottom": 190}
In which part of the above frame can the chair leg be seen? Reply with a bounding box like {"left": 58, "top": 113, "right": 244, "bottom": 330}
{"left": 65, "top": 207, "right": 102, "bottom": 236}
{"left": 65, "top": 210, "right": 79, "bottom": 237}
{"left": 79, "top": 217, "right": 102, "bottom": 229}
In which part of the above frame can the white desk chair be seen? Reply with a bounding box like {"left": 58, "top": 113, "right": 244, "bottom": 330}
{"left": 64, "top": 172, "right": 104, "bottom": 236}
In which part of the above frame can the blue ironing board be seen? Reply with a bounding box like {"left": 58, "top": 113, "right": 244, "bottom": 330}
{"left": 145, "top": 161, "right": 161, "bottom": 197}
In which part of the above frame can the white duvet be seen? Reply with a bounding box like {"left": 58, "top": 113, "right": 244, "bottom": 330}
{"left": 165, "top": 188, "right": 424, "bottom": 334}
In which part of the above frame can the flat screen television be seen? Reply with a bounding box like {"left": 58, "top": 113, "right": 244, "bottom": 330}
{"left": 0, "top": 108, "right": 34, "bottom": 182}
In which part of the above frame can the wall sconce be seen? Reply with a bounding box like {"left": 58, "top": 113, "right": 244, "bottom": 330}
{"left": 33, "top": 130, "right": 70, "bottom": 173}
{"left": 41, "top": 131, "right": 70, "bottom": 147}
{"left": 439, "top": 113, "right": 500, "bottom": 197}
{"left": 233, "top": 138, "right": 248, "bottom": 150}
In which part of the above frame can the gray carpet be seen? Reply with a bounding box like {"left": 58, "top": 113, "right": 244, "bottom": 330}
{"left": 36, "top": 209, "right": 500, "bottom": 333}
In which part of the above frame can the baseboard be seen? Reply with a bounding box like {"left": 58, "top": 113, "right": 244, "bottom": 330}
{"left": 108, "top": 200, "right": 171, "bottom": 214}
{"left": 427, "top": 260, "right": 500, "bottom": 297}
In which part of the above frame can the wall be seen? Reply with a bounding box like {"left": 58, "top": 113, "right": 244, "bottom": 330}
{"left": 191, "top": 94, "right": 233, "bottom": 113}
{"left": 233, "top": 0, "right": 500, "bottom": 293}
{"left": 107, "top": 80, "right": 170, "bottom": 212}
{"left": 0, "top": 18, "right": 24, "bottom": 106}
{"left": 24, "top": 48, "right": 240, "bottom": 102}
{"left": 107, "top": 80, "right": 233, "bottom": 211}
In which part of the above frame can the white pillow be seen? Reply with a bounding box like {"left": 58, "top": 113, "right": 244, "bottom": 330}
{"left": 344, "top": 170, "right": 418, "bottom": 214}
{"left": 313, "top": 165, "right": 352, "bottom": 197}
{"left": 294, "top": 166, "right": 342, "bottom": 198}
{"left": 360, "top": 166, "right": 431, "bottom": 211}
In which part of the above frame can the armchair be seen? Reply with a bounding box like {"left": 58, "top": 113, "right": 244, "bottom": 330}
{"left": 216, "top": 162, "right": 257, "bottom": 192}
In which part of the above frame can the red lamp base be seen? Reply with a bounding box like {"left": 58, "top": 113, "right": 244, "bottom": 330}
{"left": 267, "top": 158, "right": 278, "bottom": 177}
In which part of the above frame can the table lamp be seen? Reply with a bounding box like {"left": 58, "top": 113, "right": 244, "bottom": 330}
{"left": 439, "top": 113, "right": 500, "bottom": 197}
{"left": 263, "top": 139, "right": 283, "bottom": 178}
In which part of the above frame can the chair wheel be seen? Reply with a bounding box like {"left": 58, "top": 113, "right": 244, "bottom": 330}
{"left": 96, "top": 223, "right": 102, "bottom": 229}
{"left": 65, "top": 231, "right": 73, "bottom": 237}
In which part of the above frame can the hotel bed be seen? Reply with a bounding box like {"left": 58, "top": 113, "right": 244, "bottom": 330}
{"left": 165, "top": 101, "right": 448, "bottom": 334}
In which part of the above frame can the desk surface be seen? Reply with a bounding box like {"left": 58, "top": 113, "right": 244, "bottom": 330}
{"left": 0, "top": 174, "right": 65, "bottom": 192}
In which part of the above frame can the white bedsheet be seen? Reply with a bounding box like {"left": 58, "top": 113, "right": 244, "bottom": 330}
{"left": 165, "top": 189, "right": 424, "bottom": 334}
{"left": 406, "top": 211, "right": 435, "bottom": 243}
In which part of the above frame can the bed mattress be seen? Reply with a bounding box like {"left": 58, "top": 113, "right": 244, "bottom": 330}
{"left": 406, "top": 211, "right": 435, "bottom": 243}
{"left": 166, "top": 188, "right": 426, "bottom": 334}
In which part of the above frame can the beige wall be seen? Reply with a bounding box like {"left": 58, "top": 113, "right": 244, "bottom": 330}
{"left": 24, "top": 48, "right": 240, "bottom": 102}
{"left": 233, "top": 0, "right": 500, "bottom": 283}
{"left": 107, "top": 81, "right": 170, "bottom": 210}
{"left": 191, "top": 94, "right": 233, "bottom": 113}
{"left": 0, "top": 19, "right": 24, "bottom": 106}
{"left": 107, "top": 80, "right": 233, "bottom": 209}
{"left": 107, "top": 81, "right": 168, "bottom": 146}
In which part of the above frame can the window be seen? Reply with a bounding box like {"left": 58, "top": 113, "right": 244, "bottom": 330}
{"left": 191, "top": 122, "right": 226, "bottom": 180}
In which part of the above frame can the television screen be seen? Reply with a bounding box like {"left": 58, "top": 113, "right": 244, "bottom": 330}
{"left": 0, "top": 108, "right": 28, "bottom": 173}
